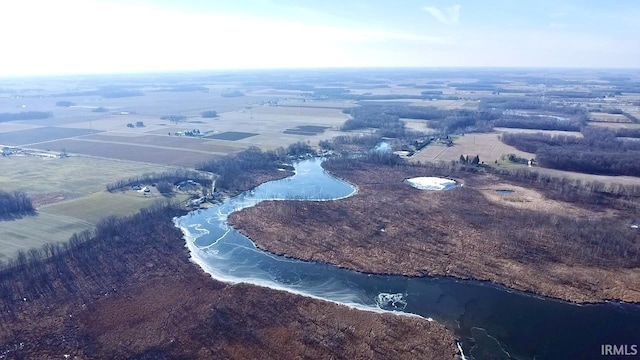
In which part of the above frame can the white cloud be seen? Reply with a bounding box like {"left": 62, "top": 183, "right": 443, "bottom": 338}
{"left": 423, "top": 4, "right": 461, "bottom": 25}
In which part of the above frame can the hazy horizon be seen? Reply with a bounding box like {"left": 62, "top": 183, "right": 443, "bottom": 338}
{"left": 1, "top": 0, "right": 639, "bottom": 77}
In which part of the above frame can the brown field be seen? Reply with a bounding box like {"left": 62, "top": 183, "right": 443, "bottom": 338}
{"left": 589, "top": 112, "right": 630, "bottom": 123}
{"left": 80, "top": 133, "right": 247, "bottom": 153}
{"left": 0, "top": 122, "right": 43, "bottom": 133}
{"left": 401, "top": 119, "right": 433, "bottom": 133}
{"left": 0, "top": 92, "right": 360, "bottom": 259}
{"left": 411, "top": 133, "right": 535, "bottom": 164}
{"left": 250, "top": 89, "right": 309, "bottom": 97}
{"left": 248, "top": 104, "right": 351, "bottom": 121}
{"left": 57, "top": 114, "right": 170, "bottom": 132}
{"left": 211, "top": 105, "right": 351, "bottom": 148}
{"left": 277, "top": 99, "right": 355, "bottom": 109}
{"left": 493, "top": 127, "right": 583, "bottom": 137}
{"left": 589, "top": 122, "right": 640, "bottom": 130}
{"left": 28, "top": 139, "right": 221, "bottom": 166}
{"left": 1, "top": 89, "right": 354, "bottom": 154}
{"left": 532, "top": 167, "right": 640, "bottom": 186}
{"left": 347, "top": 86, "right": 426, "bottom": 96}
{"left": 206, "top": 131, "right": 259, "bottom": 141}
{"left": 408, "top": 99, "right": 480, "bottom": 109}
{"left": 0, "top": 126, "right": 100, "bottom": 146}
{"left": 621, "top": 104, "right": 640, "bottom": 120}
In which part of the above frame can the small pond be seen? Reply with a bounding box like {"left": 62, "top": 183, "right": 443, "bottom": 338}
{"left": 495, "top": 189, "right": 515, "bottom": 195}
{"left": 405, "top": 176, "right": 460, "bottom": 191}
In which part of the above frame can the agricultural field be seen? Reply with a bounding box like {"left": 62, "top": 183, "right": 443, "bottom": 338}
{"left": 24, "top": 139, "right": 221, "bottom": 167}
{"left": 206, "top": 131, "right": 258, "bottom": 141}
{"left": 0, "top": 155, "right": 187, "bottom": 259}
{"left": 588, "top": 122, "right": 640, "bottom": 130}
{"left": 211, "top": 104, "right": 351, "bottom": 148}
{"left": 493, "top": 127, "right": 583, "bottom": 138}
{"left": 0, "top": 190, "right": 190, "bottom": 260}
{"left": 39, "top": 190, "right": 190, "bottom": 225}
{"left": 3, "top": 68, "right": 640, "bottom": 262}
{"left": 0, "top": 79, "right": 362, "bottom": 260}
{"left": 407, "top": 99, "right": 479, "bottom": 109}
{"left": 0, "top": 212, "right": 90, "bottom": 261}
{"left": 347, "top": 85, "right": 426, "bottom": 96}
{"left": 276, "top": 99, "right": 354, "bottom": 109}
{"left": 532, "top": 167, "right": 640, "bottom": 187}
{"left": 411, "top": 133, "right": 534, "bottom": 164}
{"left": 79, "top": 133, "right": 246, "bottom": 153}
{"left": 588, "top": 112, "right": 630, "bottom": 123}
{"left": 0, "top": 122, "right": 43, "bottom": 133}
{"left": 0, "top": 126, "right": 100, "bottom": 146}
{"left": 0, "top": 156, "right": 169, "bottom": 199}
{"left": 401, "top": 119, "right": 434, "bottom": 133}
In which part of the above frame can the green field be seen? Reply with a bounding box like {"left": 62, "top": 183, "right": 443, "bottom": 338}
{"left": 0, "top": 155, "right": 191, "bottom": 259}
{"left": 0, "top": 156, "right": 176, "bottom": 198}
{"left": 0, "top": 212, "right": 89, "bottom": 261}
{"left": 0, "top": 190, "right": 190, "bottom": 260}
{"left": 40, "top": 191, "right": 190, "bottom": 224}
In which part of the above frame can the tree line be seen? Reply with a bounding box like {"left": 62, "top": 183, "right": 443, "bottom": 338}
{"left": 494, "top": 115, "right": 582, "bottom": 131}
{"left": 337, "top": 98, "right": 594, "bottom": 140}
{"left": 0, "top": 111, "right": 52, "bottom": 122}
{"left": 0, "top": 201, "right": 183, "bottom": 319}
{"left": 478, "top": 96, "right": 589, "bottom": 119}
{"left": 537, "top": 149, "right": 640, "bottom": 177}
{"left": 615, "top": 127, "right": 640, "bottom": 138}
{"left": 198, "top": 143, "right": 315, "bottom": 192}
{"left": 341, "top": 103, "right": 500, "bottom": 136}
{"left": 501, "top": 127, "right": 640, "bottom": 176}
{"left": 328, "top": 151, "right": 403, "bottom": 168}
{"left": 201, "top": 110, "right": 218, "bottom": 118}
{"left": 106, "top": 169, "right": 214, "bottom": 192}
{"left": 0, "top": 191, "right": 34, "bottom": 220}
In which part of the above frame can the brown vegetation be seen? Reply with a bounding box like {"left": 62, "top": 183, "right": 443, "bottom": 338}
{"left": 229, "top": 159, "right": 640, "bottom": 303}
{"left": 501, "top": 126, "right": 640, "bottom": 176}
{"left": 0, "top": 202, "right": 455, "bottom": 359}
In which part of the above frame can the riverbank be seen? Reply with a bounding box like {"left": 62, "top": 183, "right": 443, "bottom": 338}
{"left": 0, "top": 202, "right": 456, "bottom": 359}
{"left": 229, "top": 159, "right": 640, "bottom": 303}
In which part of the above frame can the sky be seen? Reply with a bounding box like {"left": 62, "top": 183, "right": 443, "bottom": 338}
{"left": 0, "top": 0, "right": 638, "bottom": 76}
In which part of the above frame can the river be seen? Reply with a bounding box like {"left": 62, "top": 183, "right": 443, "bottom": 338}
{"left": 174, "top": 158, "right": 640, "bottom": 359}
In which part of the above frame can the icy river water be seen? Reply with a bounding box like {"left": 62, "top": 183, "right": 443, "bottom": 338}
{"left": 175, "top": 158, "right": 640, "bottom": 359}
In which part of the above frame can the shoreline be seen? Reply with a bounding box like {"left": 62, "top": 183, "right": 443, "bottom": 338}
{"left": 236, "top": 227, "right": 640, "bottom": 307}
{"left": 228, "top": 159, "right": 640, "bottom": 304}
{"left": 0, "top": 202, "right": 457, "bottom": 359}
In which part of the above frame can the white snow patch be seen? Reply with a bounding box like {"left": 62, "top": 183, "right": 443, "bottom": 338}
{"left": 405, "top": 177, "right": 458, "bottom": 191}
{"left": 457, "top": 342, "right": 467, "bottom": 360}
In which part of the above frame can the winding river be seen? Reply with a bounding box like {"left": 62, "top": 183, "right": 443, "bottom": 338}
{"left": 175, "top": 158, "right": 640, "bottom": 360}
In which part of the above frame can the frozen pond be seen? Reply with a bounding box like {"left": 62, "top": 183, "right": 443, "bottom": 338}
{"left": 405, "top": 176, "right": 460, "bottom": 191}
